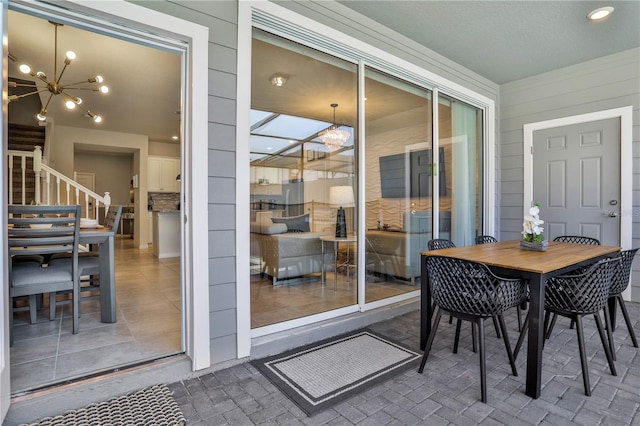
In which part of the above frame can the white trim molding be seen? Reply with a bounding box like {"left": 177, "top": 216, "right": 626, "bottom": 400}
{"left": 9, "top": 0, "right": 211, "bottom": 370}
{"left": 237, "top": 0, "right": 498, "bottom": 355}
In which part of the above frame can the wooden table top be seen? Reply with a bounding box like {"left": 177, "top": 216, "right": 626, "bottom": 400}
{"left": 421, "top": 240, "right": 621, "bottom": 274}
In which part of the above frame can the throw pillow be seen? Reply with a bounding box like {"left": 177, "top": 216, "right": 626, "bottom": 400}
{"left": 272, "top": 214, "right": 310, "bottom": 233}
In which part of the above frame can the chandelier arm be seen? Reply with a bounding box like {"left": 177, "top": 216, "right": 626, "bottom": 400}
{"left": 42, "top": 93, "right": 55, "bottom": 111}
{"left": 10, "top": 83, "right": 42, "bottom": 88}
{"left": 62, "top": 87, "right": 100, "bottom": 91}
{"left": 57, "top": 62, "right": 70, "bottom": 85}
{"left": 64, "top": 80, "right": 97, "bottom": 87}
{"left": 8, "top": 89, "right": 51, "bottom": 101}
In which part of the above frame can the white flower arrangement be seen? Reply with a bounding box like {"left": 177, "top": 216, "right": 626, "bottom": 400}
{"left": 522, "top": 204, "right": 544, "bottom": 242}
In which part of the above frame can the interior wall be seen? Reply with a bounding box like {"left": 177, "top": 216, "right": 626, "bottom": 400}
{"left": 74, "top": 153, "right": 132, "bottom": 205}
{"left": 499, "top": 47, "right": 640, "bottom": 300}
{"left": 149, "top": 140, "right": 181, "bottom": 157}
{"left": 51, "top": 125, "right": 150, "bottom": 245}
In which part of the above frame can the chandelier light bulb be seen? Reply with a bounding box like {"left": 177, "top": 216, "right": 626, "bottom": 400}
{"left": 99, "top": 85, "right": 109, "bottom": 94}
{"left": 65, "top": 51, "right": 76, "bottom": 60}
{"left": 95, "top": 75, "right": 104, "bottom": 83}
{"left": 93, "top": 115, "right": 102, "bottom": 123}
{"left": 36, "top": 109, "right": 47, "bottom": 121}
{"left": 65, "top": 99, "right": 76, "bottom": 109}
{"left": 19, "top": 64, "right": 31, "bottom": 74}
{"left": 75, "top": 96, "right": 82, "bottom": 105}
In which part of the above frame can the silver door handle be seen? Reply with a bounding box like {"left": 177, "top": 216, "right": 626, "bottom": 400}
{"left": 604, "top": 211, "right": 620, "bottom": 217}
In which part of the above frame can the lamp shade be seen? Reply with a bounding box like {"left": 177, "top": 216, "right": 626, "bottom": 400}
{"left": 329, "top": 186, "right": 355, "bottom": 208}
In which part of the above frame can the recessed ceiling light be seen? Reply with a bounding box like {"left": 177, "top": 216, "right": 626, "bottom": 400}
{"left": 587, "top": 6, "right": 614, "bottom": 21}
{"left": 269, "top": 73, "right": 288, "bottom": 87}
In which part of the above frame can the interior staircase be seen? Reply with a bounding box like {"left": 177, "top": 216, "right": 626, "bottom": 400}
{"left": 8, "top": 123, "right": 45, "bottom": 205}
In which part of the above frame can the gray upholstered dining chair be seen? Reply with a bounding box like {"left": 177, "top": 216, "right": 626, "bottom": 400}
{"left": 419, "top": 255, "right": 526, "bottom": 403}
{"left": 8, "top": 205, "right": 81, "bottom": 344}
{"left": 49, "top": 205, "right": 122, "bottom": 305}
{"left": 513, "top": 257, "right": 619, "bottom": 396}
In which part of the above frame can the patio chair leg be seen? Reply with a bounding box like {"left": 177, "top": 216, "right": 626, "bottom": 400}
{"left": 478, "top": 317, "right": 487, "bottom": 403}
{"left": 516, "top": 305, "right": 523, "bottom": 332}
{"left": 419, "top": 308, "right": 443, "bottom": 373}
{"left": 594, "top": 313, "right": 617, "bottom": 377}
{"left": 513, "top": 312, "right": 529, "bottom": 361}
{"left": 492, "top": 315, "right": 501, "bottom": 338}
{"left": 602, "top": 304, "right": 616, "bottom": 361}
{"left": 544, "top": 311, "right": 556, "bottom": 340}
{"left": 497, "top": 314, "right": 517, "bottom": 376}
{"left": 453, "top": 319, "right": 462, "bottom": 354}
{"left": 616, "top": 294, "right": 639, "bottom": 347}
{"left": 472, "top": 322, "right": 477, "bottom": 353}
{"left": 574, "top": 315, "right": 592, "bottom": 396}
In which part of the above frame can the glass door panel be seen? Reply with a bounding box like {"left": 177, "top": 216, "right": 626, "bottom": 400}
{"left": 363, "top": 67, "right": 432, "bottom": 303}
{"left": 250, "top": 29, "right": 358, "bottom": 328}
{"left": 438, "top": 95, "right": 483, "bottom": 245}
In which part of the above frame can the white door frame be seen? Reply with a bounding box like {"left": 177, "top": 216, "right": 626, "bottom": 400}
{"left": 2, "top": 1, "right": 210, "bottom": 418}
{"left": 523, "top": 106, "right": 633, "bottom": 299}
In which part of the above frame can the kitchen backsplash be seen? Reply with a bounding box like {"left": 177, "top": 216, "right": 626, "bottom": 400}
{"left": 149, "top": 192, "right": 180, "bottom": 211}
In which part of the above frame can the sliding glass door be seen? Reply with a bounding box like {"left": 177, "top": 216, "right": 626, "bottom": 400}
{"left": 363, "top": 68, "right": 433, "bottom": 302}
{"left": 248, "top": 27, "right": 486, "bottom": 329}
{"left": 249, "top": 29, "right": 358, "bottom": 328}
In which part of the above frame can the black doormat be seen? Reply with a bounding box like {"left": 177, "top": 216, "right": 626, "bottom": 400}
{"left": 19, "top": 384, "right": 186, "bottom": 426}
{"left": 251, "top": 329, "right": 421, "bottom": 416}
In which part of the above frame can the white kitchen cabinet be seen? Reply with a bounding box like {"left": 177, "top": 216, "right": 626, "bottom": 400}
{"left": 148, "top": 156, "right": 180, "bottom": 192}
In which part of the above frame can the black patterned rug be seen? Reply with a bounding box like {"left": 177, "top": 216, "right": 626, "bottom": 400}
{"left": 20, "top": 384, "right": 186, "bottom": 426}
{"left": 252, "top": 329, "right": 421, "bottom": 416}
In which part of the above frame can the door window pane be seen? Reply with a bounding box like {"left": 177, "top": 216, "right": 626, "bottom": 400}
{"left": 438, "top": 95, "right": 484, "bottom": 245}
{"left": 250, "top": 29, "right": 357, "bottom": 328}
{"left": 363, "top": 67, "right": 432, "bottom": 303}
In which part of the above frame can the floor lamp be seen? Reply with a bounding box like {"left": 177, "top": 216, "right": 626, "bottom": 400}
{"left": 329, "top": 186, "right": 355, "bottom": 238}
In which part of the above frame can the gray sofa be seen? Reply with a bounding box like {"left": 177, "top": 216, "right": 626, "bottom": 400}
{"left": 250, "top": 221, "right": 327, "bottom": 285}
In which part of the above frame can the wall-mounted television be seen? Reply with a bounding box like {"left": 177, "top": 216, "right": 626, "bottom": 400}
{"left": 379, "top": 148, "right": 446, "bottom": 198}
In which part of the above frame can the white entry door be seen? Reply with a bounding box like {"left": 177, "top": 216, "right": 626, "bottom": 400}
{"left": 532, "top": 118, "right": 620, "bottom": 245}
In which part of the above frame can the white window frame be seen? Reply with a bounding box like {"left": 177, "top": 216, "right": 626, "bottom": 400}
{"left": 237, "top": 1, "right": 495, "bottom": 357}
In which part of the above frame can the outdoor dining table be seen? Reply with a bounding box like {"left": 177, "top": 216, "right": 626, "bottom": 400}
{"left": 79, "top": 226, "right": 117, "bottom": 323}
{"left": 420, "top": 239, "right": 620, "bottom": 399}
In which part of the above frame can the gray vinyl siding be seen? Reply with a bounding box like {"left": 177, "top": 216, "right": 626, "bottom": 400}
{"left": 499, "top": 48, "right": 640, "bottom": 301}
{"left": 134, "top": 0, "right": 504, "bottom": 367}
{"left": 133, "top": 0, "right": 240, "bottom": 362}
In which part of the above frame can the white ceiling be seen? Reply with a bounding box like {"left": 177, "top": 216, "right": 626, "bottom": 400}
{"left": 7, "top": 10, "right": 181, "bottom": 144}
{"left": 336, "top": 0, "right": 640, "bottom": 84}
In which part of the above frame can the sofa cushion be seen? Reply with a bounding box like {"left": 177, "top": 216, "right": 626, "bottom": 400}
{"left": 272, "top": 214, "right": 310, "bottom": 233}
{"left": 250, "top": 221, "right": 288, "bottom": 235}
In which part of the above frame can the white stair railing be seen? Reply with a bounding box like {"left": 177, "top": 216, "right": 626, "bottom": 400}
{"left": 8, "top": 146, "right": 111, "bottom": 218}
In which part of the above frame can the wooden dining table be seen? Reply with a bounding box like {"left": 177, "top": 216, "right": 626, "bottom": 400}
{"left": 80, "top": 226, "right": 117, "bottom": 323}
{"left": 420, "top": 240, "right": 621, "bottom": 399}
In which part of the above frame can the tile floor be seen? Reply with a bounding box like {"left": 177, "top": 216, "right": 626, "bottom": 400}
{"left": 9, "top": 237, "right": 183, "bottom": 394}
